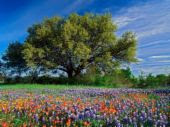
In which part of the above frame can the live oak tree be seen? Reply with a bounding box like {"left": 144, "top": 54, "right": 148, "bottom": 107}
{"left": 0, "top": 60, "right": 3, "bottom": 72}
{"left": 0, "top": 60, "right": 4, "bottom": 80}
{"left": 2, "top": 42, "right": 27, "bottom": 76}
{"left": 23, "top": 13, "right": 137, "bottom": 78}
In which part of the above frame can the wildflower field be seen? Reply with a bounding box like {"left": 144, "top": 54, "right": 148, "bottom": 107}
{"left": 0, "top": 85, "right": 169, "bottom": 127}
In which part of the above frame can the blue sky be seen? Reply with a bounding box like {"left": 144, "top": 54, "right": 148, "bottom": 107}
{"left": 0, "top": 0, "right": 170, "bottom": 75}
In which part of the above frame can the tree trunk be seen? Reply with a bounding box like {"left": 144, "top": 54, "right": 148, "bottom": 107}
{"left": 67, "top": 67, "right": 83, "bottom": 79}
{"left": 75, "top": 70, "right": 81, "bottom": 77}
{"left": 67, "top": 70, "right": 73, "bottom": 79}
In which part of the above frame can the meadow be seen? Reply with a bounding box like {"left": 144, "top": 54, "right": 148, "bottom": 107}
{"left": 0, "top": 84, "right": 169, "bottom": 127}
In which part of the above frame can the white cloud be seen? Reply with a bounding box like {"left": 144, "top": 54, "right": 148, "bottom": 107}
{"left": 115, "top": 0, "right": 170, "bottom": 39}
{"left": 141, "top": 67, "right": 170, "bottom": 75}
{"left": 139, "top": 39, "right": 170, "bottom": 48}
{"left": 115, "top": 16, "right": 139, "bottom": 28}
{"left": 61, "top": 0, "right": 89, "bottom": 15}
{"left": 138, "top": 58, "right": 144, "bottom": 62}
{"left": 150, "top": 55, "right": 170, "bottom": 59}
{"left": 132, "top": 65, "right": 170, "bottom": 75}
{"left": 157, "top": 60, "right": 170, "bottom": 63}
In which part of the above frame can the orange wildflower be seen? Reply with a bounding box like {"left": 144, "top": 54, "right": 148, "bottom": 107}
{"left": 109, "top": 108, "right": 116, "bottom": 114}
{"left": 66, "top": 118, "right": 71, "bottom": 127}
{"left": 23, "top": 123, "right": 27, "bottom": 127}
{"left": 83, "top": 121, "right": 90, "bottom": 127}
{"left": 1, "top": 122, "right": 9, "bottom": 127}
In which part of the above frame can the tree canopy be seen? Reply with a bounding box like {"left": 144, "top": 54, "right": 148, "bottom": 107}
{"left": 2, "top": 41, "right": 27, "bottom": 76}
{"left": 23, "top": 13, "right": 137, "bottom": 78}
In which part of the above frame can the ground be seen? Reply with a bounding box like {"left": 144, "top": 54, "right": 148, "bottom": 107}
{"left": 0, "top": 84, "right": 169, "bottom": 127}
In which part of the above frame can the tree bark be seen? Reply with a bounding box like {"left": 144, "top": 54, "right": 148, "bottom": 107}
{"left": 67, "top": 70, "right": 73, "bottom": 79}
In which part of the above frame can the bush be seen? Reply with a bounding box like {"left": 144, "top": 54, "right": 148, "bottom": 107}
{"left": 1, "top": 67, "right": 169, "bottom": 89}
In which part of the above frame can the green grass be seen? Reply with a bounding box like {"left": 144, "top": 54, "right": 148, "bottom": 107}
{"left": 0, "top": 84, "right": 169, "bottom": 90}
{"left": 0, "top": 84, "right": 113, "bottom": 90}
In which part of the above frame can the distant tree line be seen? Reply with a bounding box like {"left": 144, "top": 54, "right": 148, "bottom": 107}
{"left": 0, "top": 13, "right": 169, "bottom": 88}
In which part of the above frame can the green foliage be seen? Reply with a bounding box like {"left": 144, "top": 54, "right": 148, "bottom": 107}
{"left": 23, "top": 13, "right": 137, "bottom": 78}
{"left": 148, "top": 94, "right": 160, "bottom": 100}
{"left": 67, "top": 67, "right": 136, "bottom": 87}
{"left": 0, "top": 61, "right": 4, "bottom": 82}
{"left": 0, "top": 113, "right": 31, "bottom": 127}
{"left": 136, "top": 73, "right": 170, "bottom": 88}
{"left": 2, "top": 41, "right": 27, "bottom": 76}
